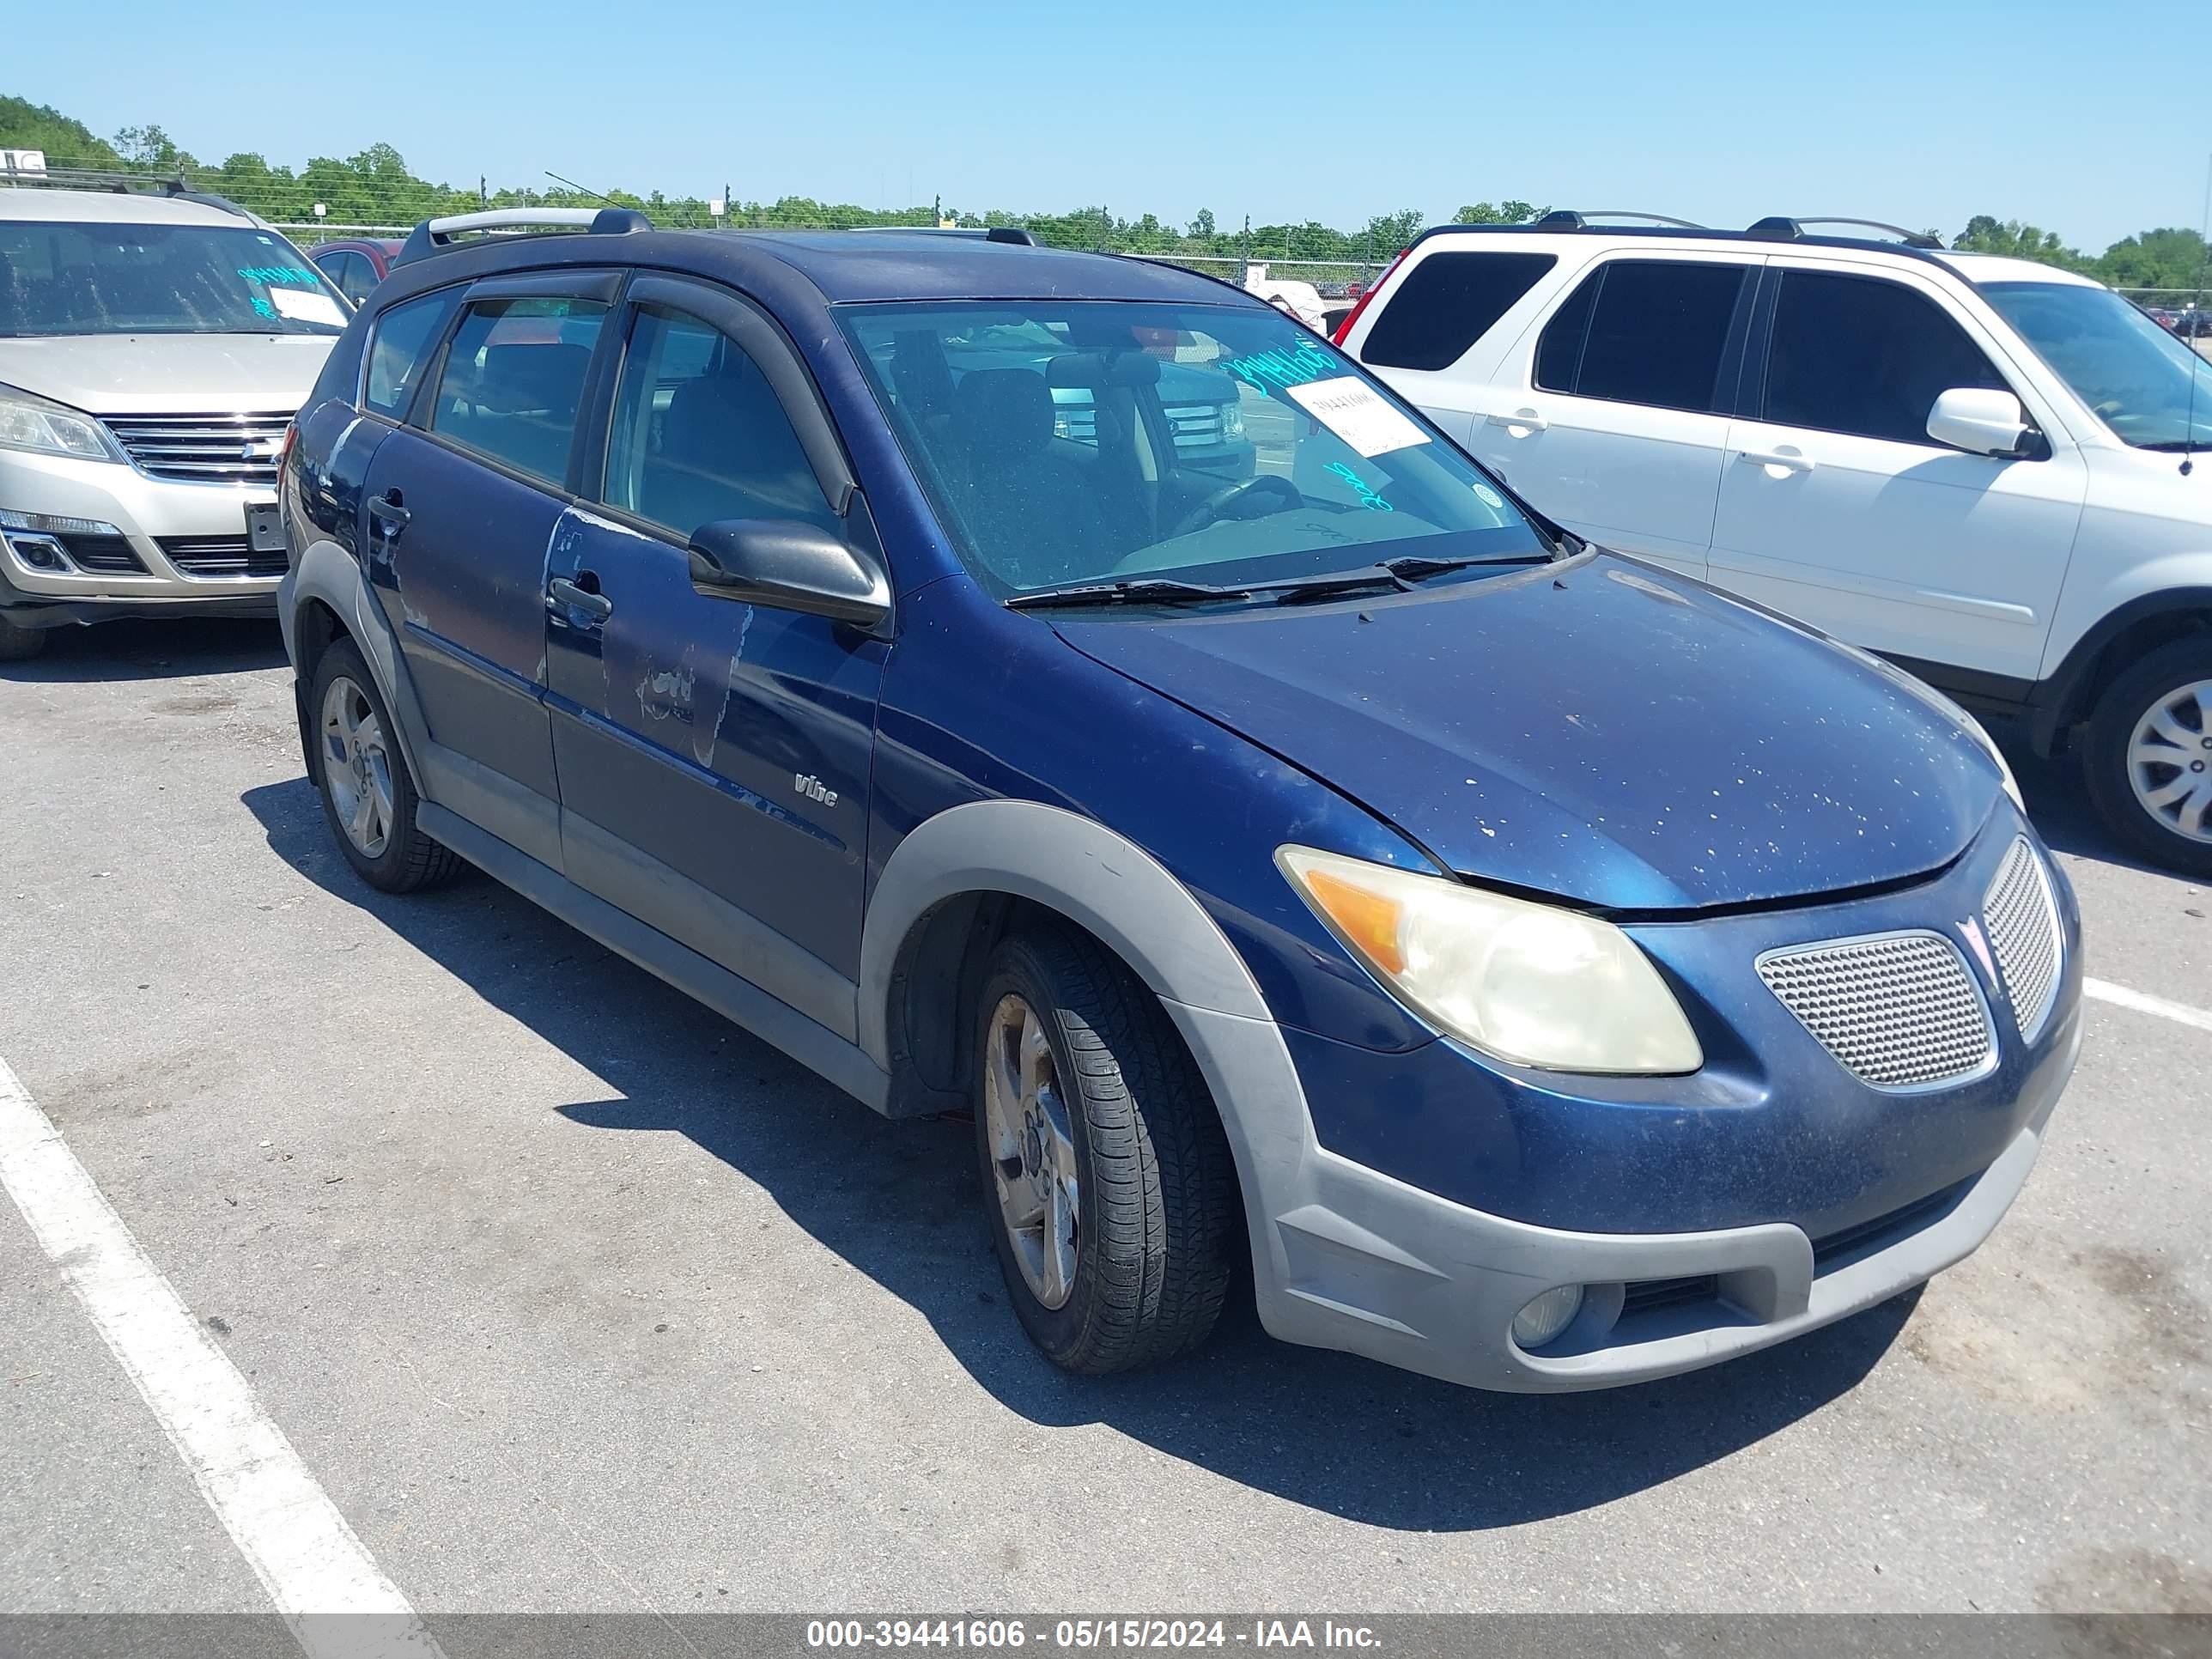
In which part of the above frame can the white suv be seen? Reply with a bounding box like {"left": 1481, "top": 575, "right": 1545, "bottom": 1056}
{"left": 1340, "top": 211, "right": 2212, "bottom": 875}
{"left": 0, "top": 184, "right": 349, "bottom": 660}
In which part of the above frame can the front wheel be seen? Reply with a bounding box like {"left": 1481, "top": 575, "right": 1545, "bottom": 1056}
{"left": 974, "top": 927, "right": 1238, "bottom": 1375}
{"left": 0, "top": 614, "right": 47, "bottom": 662}
{"left": 2081, "top": 638, "right": 2212, "bottom": 877}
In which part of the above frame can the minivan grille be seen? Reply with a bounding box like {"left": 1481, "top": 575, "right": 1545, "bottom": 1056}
{"left": 103, "top": 411, "right": 294, "bottom": 486}
{"left": 1982, "top": 837, "right": 2063, "bottom": 1041}
{"left": 1758, "top": 932, "right": 1994, "bottom": 1090}
{"left": 158, "top": 536, "right": 285, "bottom": 580}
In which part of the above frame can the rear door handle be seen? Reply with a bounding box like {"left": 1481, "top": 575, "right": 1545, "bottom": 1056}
{"left": 1486, "top": 409, "right": 1548, "bottom": 433}
{"left": 367, "top": 490, "right": 410, "bottom": 526}
{"left": 548, "top": 575, "right": 612, "bottom": 621}
{"left": 1736, "top": 448, "right": 1815, "bottom": 474}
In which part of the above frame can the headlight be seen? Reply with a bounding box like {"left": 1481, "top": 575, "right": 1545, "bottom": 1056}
{"left": 1955, "top": 708, "right": 2025, "bottom": 814}
{"left": 1277, "top": 846, "right": 1703, "bottom": 1075}
{"left": 0, "top": 383, "right": 124, "bottom": 463}
{"left": 1219, "top": 399, "right": 1245, "bottom": 440}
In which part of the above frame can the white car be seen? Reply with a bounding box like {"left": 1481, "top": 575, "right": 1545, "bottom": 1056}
{"left": 0, "top": 183, "right": 349, "bottom": 659}
{"left": 1339, "top": 211, "right": 2212, "bottom": 874}
{"left": 1242, "top": 263, "right": 1328, "bottom": 332}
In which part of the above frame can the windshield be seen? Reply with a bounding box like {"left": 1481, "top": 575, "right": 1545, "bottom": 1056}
{"left": 1979, "top": 280, "right": 2212, "bottom": 450}
{"left": 837, "top": 301, "right": 1547, "bottom": 598}
{"left": 0, "top": 220, "right": 349, "bottom": 338}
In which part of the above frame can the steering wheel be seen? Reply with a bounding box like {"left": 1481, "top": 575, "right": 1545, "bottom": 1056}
{"left": 1166, "top": 474, "right": 1304, "bottom": 541}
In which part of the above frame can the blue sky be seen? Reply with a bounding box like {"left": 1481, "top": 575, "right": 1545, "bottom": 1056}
{"left": 11, "top": 0, "right": 2209, "bottom": 251}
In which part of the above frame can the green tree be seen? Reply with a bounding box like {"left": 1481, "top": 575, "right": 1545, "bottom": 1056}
{"left": 1454, "top": 199, "right": 1540, "bottom": 225}
{"left": 2095, "top": 227, "right": 2209, "bottom": 292}
{"left": 1952, "top": 216, "right": 2091, "bottom": 272}
{"left": 113, "top": 123, "right": 190, "bottom": 171}
{"left": 0, "top": 94, "right": 124, "bottom": 167}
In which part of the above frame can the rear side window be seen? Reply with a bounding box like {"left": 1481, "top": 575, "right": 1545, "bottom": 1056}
{"left": 1361, "top": 251, "right": 1555, "bottom": 371}
{"left": 1763, "top": 270, "right": 2009, "bottom": 445}
{"left": 428, "top": 297, "right": 608, "bottom": 486}
{"left": 362, "top": 290, "right": 457, "bottom": 419}
{"left": 1534, "top": 260, "right": 1750, "bottom": 414}
{"left": 600, "top": 305, "right": 839, "bottom": 538}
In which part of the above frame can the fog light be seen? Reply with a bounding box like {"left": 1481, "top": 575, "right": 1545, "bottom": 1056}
{"left": 1511, "top": 1285, "right": 1585, "bottom": 1351}
{"left": 3, "top": 531, "right": 70, "bottom": 572}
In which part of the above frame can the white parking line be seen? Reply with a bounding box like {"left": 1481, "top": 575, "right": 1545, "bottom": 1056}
{"left": 0, "top": 1054, "right": 441, "bottom": 1657}
{"left": 2085, "top": 977, "right": 2212, "bottom": 1036}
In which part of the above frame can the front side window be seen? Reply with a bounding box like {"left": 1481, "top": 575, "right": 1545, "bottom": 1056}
{"left": 1360, "top": 251, "right": 1556, "bottom": 372}
{"left": 317, "top": 250, "right": 374, "bottom": 307}
{"left": 362, "top": 290, "right": 456, "bottom": 419}
{"left": 1534, "top": 259, "right": 1750, "bottom": 413}
{"left": 601, "top": 305, "right": 838, "bottom": 538}
{"left": 427, "top": 297, "right": 607, "bottom": 486}
{"left": 0, "top": 219, "right": 348, "bottom": 337}
{"left": 1764, "top": 270, "right": 2008, "bottom": 445}
{"left": 839, "top": 301, "right": 1546, "bottom": 597}
{"left": 1980, "top": 279, "right": 2212, "bottom": 452}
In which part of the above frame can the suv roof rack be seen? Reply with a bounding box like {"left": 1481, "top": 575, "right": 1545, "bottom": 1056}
{"left": 844, "top": 225, "right": 1039, "bottom": 246}
{"left": 1534, "top": 210, "right": 1706, "bottom": 231}
{"left": 1748, "top": 216, "right": 1944, "bottom": 249}
{"left": 392, "top": 205, "right": 653, "bottom": 268}
{"left": 0, "top": 159, "right": 258, "bottom": 222}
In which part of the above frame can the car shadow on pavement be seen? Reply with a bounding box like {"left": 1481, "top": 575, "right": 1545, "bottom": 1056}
{"left": 1992, "top": 726, "right": 2188, "bottom": 879}
{"left": 242, "top": 773, "right": 1913, "bottom": 1533}
{"left": 0, "top": 616, "right": 287, "bottom": 683}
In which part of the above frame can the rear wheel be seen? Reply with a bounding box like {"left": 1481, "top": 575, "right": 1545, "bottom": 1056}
{"left": 308, "top": 637, "right": 462, "bottom": 892}
{"left": 2081, "top": 638, "right": 2212, "bottom": 877}
{"left": 974, "top": 926, "right": 1237, "bottom": 1375}
{"left": 0, "top": 614, "right": 47, "bottom": 662}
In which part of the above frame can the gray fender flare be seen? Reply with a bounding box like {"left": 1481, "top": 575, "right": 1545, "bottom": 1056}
{"left": 283, "top": 538, "right": 430, "bottom": 793}
{"left": 856, "top": 799, "right": 1317, "bottom": 1323}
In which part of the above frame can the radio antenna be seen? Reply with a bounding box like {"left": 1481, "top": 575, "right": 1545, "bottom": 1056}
{"left": 2184, "top": 149, "right": 2210, "bottom": 477}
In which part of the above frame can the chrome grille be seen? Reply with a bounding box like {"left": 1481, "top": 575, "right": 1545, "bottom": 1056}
{"left": 1758, "top": 932, "right": 1994, "bottom": 1091}
{"left": 158, "top": 536, "right": 285, "bottom": 580}
{"left": 1164, "top": 403, "right": 1225, "bottom": 447}
{"left": 102, "top": 411, "right": 294, "bottom": 486}
{"left": 1983, "top": 836, "right": 2063, "bottom": 1041}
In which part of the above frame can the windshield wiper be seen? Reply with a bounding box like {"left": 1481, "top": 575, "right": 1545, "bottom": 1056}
{"left": 1261, "top": 552, "right": 1555, "bottom": 606}
{"left": 2136, "top": 440, "right": 2209, "bottom": 453}
{"left": 1382, "top": 550, "right": 1558, "bottom": 580}
{"left": 1005, "top": 577, "right": 1252, "bottom": 611}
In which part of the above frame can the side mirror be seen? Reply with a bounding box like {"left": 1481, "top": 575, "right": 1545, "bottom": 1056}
{"left": 1926, "top": 387, "right": 2038, "bottom": 458}
{"left": 688, "top": 519, "right": 890, "bottom": 628}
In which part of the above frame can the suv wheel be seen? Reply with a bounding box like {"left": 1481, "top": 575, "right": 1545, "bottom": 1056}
{"left": 308, "top": 637, "right": 462, "bottom": 892}
{"left": 974, "top": 926, "right": 1237, "bottom": 1375}
{"left": 2082, "top": 637, "right": 2212, "bottom": 877}
{"left": 0, "top": 614, "right": 47, "bottom": 662}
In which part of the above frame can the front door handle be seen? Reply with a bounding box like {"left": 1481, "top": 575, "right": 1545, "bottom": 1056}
{"left": 548, "top": 574, "right": 612, "bottom": 621}
{"left": 1736, "top": 448, "right": 1815, "bottom": 474}
{"left": 367, "top": 490, "right": 410, "bottom": 526}
{"left": 1486, "top": 409, "right": 1548, "bottom": 433}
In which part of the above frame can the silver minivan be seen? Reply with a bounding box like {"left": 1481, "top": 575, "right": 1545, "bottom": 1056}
{"left": 0, "top": 182, "right": 348, "bottom": 659}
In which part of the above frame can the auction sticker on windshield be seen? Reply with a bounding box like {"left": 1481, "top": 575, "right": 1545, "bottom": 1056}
{"left": 1284, "top": 377, "right": 1431, "bottom": 458}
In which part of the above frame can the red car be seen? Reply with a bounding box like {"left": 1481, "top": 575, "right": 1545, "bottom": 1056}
{"left": 307, "top": 238, "right": 404, "bottom": 307}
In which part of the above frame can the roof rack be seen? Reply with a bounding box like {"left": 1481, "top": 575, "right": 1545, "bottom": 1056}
{"left": 392, "top": 205, "right": 653, "bottom": 269}
{"left": 844, "top": 225, "right": 1039, "bottom": 246}
{"left": 1747, "top": 216, "right": 1944, "bottom": 249}
{"left": 0, "top": 159, "right": 259, "bottom": 222}
{"left": 1534, "top": 210, "right": 1707, "bottom": 231}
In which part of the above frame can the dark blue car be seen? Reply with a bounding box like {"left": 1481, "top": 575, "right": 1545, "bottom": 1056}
{"left": 279, "top": 210, "right": 2081, "bottom": 1392}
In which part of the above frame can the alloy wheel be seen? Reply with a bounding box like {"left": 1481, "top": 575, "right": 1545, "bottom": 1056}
{"left": 981, "top": 993, "right": 1079, "bottom": 1309}
{"left": 2125, "top": 678, "right": 2212, "bottom": 845}
{"left": 320, "top": 675, "right": 396, "bottom": 859}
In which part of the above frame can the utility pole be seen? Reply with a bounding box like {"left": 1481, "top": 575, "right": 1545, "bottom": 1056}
{"left": 1239, "top": 215, "right": 1251, "bottom": 285}
{"left": 478, "top": 175, "right": 487, "bottom": 210}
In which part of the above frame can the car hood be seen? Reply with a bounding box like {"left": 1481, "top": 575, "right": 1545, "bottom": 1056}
{"left": 1052, "top": 556, "right": 2002, "bottom": 911}
{"left": 0, "top": 333, "right": 334, "bottom": 414}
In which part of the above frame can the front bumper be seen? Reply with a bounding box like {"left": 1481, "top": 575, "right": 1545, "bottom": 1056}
{"left": 0, "top": 449, "right": 282, "bottom": 626}
{"left": 1240, "top": 1006, "right": 2074, "bottom": 1393}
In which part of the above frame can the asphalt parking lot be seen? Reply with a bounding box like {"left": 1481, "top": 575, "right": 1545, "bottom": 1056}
{"left": 1, "top": 617, "right": 2207, "bottom": 1618}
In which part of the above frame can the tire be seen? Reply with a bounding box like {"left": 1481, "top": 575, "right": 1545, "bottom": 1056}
{"left": 2081, "top": 636, "right": 2212, "bottom": 878}
{"left": 973, "top": 925, "right": 1238, "bottom": 1375}
{"left": 0, "top": 614, "right": 48, "bottom": 662}
{"left": 307, "top": 636, "right": 462, "bottom": 893}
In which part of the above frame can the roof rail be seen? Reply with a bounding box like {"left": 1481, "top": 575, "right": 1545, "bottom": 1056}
{"left": 0, "top": 161, "right": 258, "bottom": 222}
{"left": 1534, "top": 210, "right": 1707, "bottom": 231}
{"left": 1748, "top": 216, "right": 1944, "bottom": 249}
{"left": 843, "top": 225, "right": 1039, "bottom": 245}
{"left": 392, "top": 205, "right": 652, "bottom": 269}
